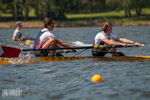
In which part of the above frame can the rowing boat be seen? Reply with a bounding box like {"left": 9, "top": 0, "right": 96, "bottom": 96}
{"left": 0, "top": 55, "right": 150, "bottom": 65}
{"left": 0, "top": 44, "right": 150, "bottom": 65}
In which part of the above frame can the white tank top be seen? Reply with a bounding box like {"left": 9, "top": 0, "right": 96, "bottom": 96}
{"left": 94, "top": 31, "right": 118, "bottom": 45}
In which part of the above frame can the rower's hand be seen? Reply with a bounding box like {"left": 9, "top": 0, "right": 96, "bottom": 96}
{"left": 134, "top": 42, "right": 141, "bottom": 47}
{"left": 72, "top": 49, "right": 77, "bottom": 52}
{"left": 122, "top": 43, "right": 127, "bottom": 48}
{"left": 63, "top": 49, "right": 68, "bottom": 53}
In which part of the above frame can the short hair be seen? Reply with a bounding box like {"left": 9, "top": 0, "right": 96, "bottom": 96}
{"left": 43, "top": 18, "right": 54, "bottom": 28}
{"left": 101, "top": 22, "right": 112, "bottom": 32}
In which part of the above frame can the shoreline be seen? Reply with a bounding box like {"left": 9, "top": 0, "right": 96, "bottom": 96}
{"left": 0, "top": 20, "right": 150, "bottom": 28}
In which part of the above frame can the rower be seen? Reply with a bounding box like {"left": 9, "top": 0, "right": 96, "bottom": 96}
{"left": 33, "top": 18, "right": 77, "bottom": 57}
{"left": 92, "top": 22, "right": 141, "bottom": 57}
{"left": 12, "top": 21, "right": 34, "bottom": 44}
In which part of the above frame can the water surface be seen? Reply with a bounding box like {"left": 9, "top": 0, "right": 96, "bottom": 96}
{"left": 0, "top": 26, "right": 150, "bottom": 100}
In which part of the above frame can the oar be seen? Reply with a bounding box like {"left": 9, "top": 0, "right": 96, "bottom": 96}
{"left": 0, "top": 45, "right": 21, "bottom": 57}
{"left": 57, "top": 50, "right": 125, "bottom": 57}
{"left": 22, "top": 44, "right": 140, "bottom": 51}
{"left": 0, "top": 44, "right": 140, "bottom": 57}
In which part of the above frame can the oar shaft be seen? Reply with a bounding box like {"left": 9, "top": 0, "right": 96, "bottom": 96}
{"left": 21, "top": 45, "right": 115, "bottom": 51}
{"left": 22, "top": 44, "right": 139, "bottom": 51}
{"left": 22, "top": 46, "right": 94, "bottom": 51}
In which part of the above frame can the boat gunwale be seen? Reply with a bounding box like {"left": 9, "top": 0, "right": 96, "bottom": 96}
{"left": 0, "top": 55, "right": 150, "bottom": 65}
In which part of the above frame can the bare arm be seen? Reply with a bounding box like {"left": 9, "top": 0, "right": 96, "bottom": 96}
{"left": 116, "top": 38, "right": 141, "bottom": 47}
{"left": 56, "top": 39, "right": 73, "bottom": 48}
{"left": 117, "top": 38, "right": 135, "bottom": 44}
{"left": 12, "top": 36, "right": 19, "bottom": 41}
{"left": 102, "top": 38, "right": 127, "bottom": 47}
{"left": 12, "top": 36, "right": 16, "bottom": 41}
{"left": 55, "top": 38, "right": 77, "bottom": 52}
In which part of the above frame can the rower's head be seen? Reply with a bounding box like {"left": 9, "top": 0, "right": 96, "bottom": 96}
{"left": 44, "top": 18, "right": 55, "bottom": 31}
{"left": 101, "top": 22, "right": 112, "bottom": 34}
{"left": 16, "top": 21, "right": 23, "bottom": 29}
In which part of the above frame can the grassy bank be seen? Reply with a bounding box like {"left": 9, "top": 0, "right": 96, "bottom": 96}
{"left": 0, "top": 9, "right": 150, "bottom": 28}
{"left": 65, "top": 9, "right": 150, "bottom": 26}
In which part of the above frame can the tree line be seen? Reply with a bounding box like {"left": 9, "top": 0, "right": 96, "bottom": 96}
{"left": 0, "top": 0, "right": 150, "bottom": 21}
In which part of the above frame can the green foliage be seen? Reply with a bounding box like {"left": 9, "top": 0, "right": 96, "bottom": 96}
{"left": 0, "top": 0, "right": 150, "bottom": 21}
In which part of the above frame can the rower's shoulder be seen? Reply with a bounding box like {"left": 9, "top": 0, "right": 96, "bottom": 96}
{"left": 41, "top": 28, "right": 48, "bottom": 32}
{"left": 96, "top": 31, "right": 104, "bottom": 35}
{"left": 14, "top": 29, "right": 20, "bottom": 33}
{"left": 95, "top": 31, "right": 104, "bottom": 36}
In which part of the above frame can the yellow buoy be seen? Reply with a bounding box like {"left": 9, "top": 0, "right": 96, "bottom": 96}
{"left": 91, "top": 74, "right": 102, "bottom": 82}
